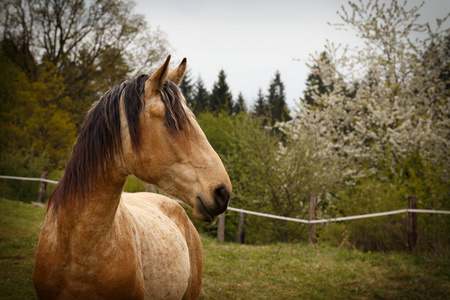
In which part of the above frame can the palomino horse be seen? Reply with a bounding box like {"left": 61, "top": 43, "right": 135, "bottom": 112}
{"left": 33, "top": 56, "right": 232, "bottom": 299}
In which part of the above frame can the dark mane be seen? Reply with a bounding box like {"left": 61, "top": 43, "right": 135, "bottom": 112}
{"left": 49, "top": 76, "right": 191, "bottom": 214}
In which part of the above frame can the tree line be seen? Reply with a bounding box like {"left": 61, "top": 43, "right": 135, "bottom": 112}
{"left": 180, "top": 69, "right": 291, "bottom": 123}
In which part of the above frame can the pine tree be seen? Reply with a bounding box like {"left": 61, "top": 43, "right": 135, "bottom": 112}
{"left": 234, "top": 92, "right": 247, "bottom": 115}
{"left": 303, "top": 52, "right": 334, "bottom": 107}
{"left": 210, "top": 70, "right": 234, "bottom": 114}
{"left": 179, "top": 67, "right": 194, "bottom": 109}
{"left": 253, "top": 88, "right": 267, "bottom": 118}
{"left": 192, "top": 77, "right": 210, "bottom": 114}
{"left": 267, "top": 71, "right": 290, "bottom": 122}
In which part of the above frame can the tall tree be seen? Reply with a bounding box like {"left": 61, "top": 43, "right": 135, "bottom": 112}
{"left": 210, "top": 70, "right": 234, "bottom": 114}
{"left": 192, "top": 77, "right": 210, "bottom": 114}
{"left": 0, "top": 0, "right": 169, "bottom": 127}
{"left": 179, "top": 67, "right": 194, "bottom": 109}
{"left": 0, "top": 0, "right": 169, "bottom": 171}
{"left": 302, "top": 52, "right": 335, "bottom": 108}
{"left": 267, "top": 71, "right": 290, "bottom": 122}
{"left": 2, "top": 61, "right": 76, "bottom": 169}
{"left": 253, "top": 88, "right": 267, "bottom": 118}
{"left": 234, "top": 92, "right": 247, "bottom": 115}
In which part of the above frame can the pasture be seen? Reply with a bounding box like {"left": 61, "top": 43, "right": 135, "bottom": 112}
{"left": 1, "top": 198, "right": 449, "bottom": 299}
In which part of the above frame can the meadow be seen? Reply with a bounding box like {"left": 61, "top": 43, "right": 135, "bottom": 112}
{"left": 1, "top": 198, "right": 449, "bottom": 300}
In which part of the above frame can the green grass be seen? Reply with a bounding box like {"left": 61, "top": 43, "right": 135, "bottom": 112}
{"left": 1, "top": 198, "right": 449, "bottom": 300}
{"left": 0, "top": 199, "right": 45, "bottom": 299}
{"left": 200, "top": 240, "right": 450, "bottom": 299}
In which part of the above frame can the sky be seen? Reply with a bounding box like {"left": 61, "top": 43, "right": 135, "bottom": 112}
{"left": 136, "top": 0, "right": 450, "bottom": 110}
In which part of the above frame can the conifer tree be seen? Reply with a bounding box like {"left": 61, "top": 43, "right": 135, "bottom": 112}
{"left": 192, "top": 77, "right": 210, "bottom": 114}
{"left": 179, "top": 67, "right": 194, "bottom": 109}
{"left": 303, "top": 52, "right": 334, "bottom": 107}
{"left": 234, "top": 92, "right": 247, "bottom": 115}
{"left": 267, "top": 71, "right": 290, "bottom": 122}
{"left": 210, "top": 70, "right": 234, "bottom": 114}
{"left": 253, "top": 88, "right": 267, "bottom": 118}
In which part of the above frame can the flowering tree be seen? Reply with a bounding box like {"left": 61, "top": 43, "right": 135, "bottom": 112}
{"left": 277, "top": 0, "right": 450, "bottom": 250}
{"left": 288, "top": 0, "right": 449, "bottom": 194}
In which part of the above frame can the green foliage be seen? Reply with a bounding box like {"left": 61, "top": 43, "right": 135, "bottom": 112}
{"left": 195, "top": 111, "right": 334, "bottom": 243}
{"left": 180, "top": 68, "right": 194, "bottom": 109}
{"left": 252, "top": 88, "right": 267, "bottom": 118}
{"left": 225, "top": 115, "right": 336, "bottom": 243}
{"left": 0, "top": 50, "right": 22, "bottom": 160}
{"left": 316, "top": 151, "right": 450, "bottom": 252}
{"left": 191, "top": 77, "right": 210, "bottom": 114}
{"left": 1, "top": 61, "right": 77, "bottom": 170}
{"left": 210, "top": 70, "right": 234, "bottom": 114}
{"left": 234, "top": 92, "right": 247, "bottom": 115}
{"left": 266, "top": 71, "right": 290, "bottom": 122}
{"left": 123, "top": 175, "right": 146, "bottom": 193}
{"left": 25, "top": 62, "right": 76, "bottom": 168}
{"left": 0, "top": 0, "right": 169, "bottom": 173}
{"left": 196, "top": 111, "right": 235, "bottom": 158}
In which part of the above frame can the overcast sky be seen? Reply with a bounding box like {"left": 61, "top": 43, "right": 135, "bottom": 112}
{"left": 136, "top": 0, "right": 450, "bottom": 110}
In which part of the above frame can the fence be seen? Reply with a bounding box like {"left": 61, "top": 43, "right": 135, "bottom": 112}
{"left": 1, "top": 175, "right": 449, "bottom": 251}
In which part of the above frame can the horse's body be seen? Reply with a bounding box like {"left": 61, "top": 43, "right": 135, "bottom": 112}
{"left": 35, "top": 193, "right": 202, "bottom": 299}
{"left": 33, "top": 56, "right": 231, "bottom": 299}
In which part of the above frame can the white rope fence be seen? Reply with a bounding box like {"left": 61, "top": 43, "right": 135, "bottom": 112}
{"left": 227, "top": 207, "right": 450, "bottom": 224}
{"left": 1, "top": 175, "right": 450, "bottom": 224}
{"left": 0, "top": 175, "right": 58, "bottom": 184}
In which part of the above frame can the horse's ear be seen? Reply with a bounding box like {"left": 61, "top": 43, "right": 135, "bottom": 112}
{"left": 146, "top": 55, "right": 171, "bottom": 92}
{"left": 167, "top": 58, "right": 187, "bottom": 86}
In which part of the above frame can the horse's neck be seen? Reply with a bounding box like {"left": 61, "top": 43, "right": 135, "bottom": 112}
{"left": 55, "top": 171, "right": 128, "bottom": 249}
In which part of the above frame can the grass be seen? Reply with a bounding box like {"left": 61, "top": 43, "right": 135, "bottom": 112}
{"left": 1, "top": 198, "right": 449, "bottom": 300}
{"left": 200, "top": 240, "right": 450, "bottom": 299}
{"left": 0, "top": 199, "right": 45, "bottom": 300}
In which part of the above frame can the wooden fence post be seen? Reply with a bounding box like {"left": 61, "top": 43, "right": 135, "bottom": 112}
{"left": 308, "top": 194, "right": 318, "bottom": 244}
{"left": 217, "top": 212, "right": 226, "bottom": 244}
{"left": 37, "top": 171, "right": 49, "bottom": 204}
{"left": 408, "top": 195, "right": 418, "bottom": 252}
{"left": 237, "top": 212, "right": 246, "bottom": 244}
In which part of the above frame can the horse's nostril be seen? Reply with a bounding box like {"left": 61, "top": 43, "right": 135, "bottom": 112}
{"left": 213, "top": 186, "right": 230, "bottom": 208}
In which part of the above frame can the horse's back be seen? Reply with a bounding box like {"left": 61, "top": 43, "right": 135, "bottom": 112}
{"left": 121, "top": 193, "right": 202, "bottom": 300}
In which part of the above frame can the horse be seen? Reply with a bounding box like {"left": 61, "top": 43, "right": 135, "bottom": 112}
{"left": 33, "top": 56, "right": 232, "bottom": 300}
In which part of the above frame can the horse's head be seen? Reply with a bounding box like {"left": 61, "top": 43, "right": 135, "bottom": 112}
{"left": 122, "top": 56, "right": 231, "bottom": 222}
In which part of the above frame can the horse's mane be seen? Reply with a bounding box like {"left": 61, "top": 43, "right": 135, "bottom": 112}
{"left": 49, "top": 76, "right": 191, "bottom": 214}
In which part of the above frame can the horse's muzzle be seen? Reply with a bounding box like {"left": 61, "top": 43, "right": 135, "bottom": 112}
{"left": 196, "top": 186, "right": 230, "bottom": 222}
{"left": 213, "top": 186, "right": 230, "bottom": 214}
